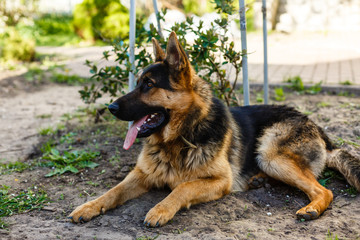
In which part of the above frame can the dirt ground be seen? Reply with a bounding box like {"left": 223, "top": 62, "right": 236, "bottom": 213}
{"left": 0, "top": 72, "right": 360, "bottom": 240}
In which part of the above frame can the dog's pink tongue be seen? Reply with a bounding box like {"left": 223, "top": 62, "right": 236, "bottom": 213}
{"left": 123, "top": 115, "right": 148, "bottom": 150}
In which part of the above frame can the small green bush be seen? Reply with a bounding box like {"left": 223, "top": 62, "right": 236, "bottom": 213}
{"left": 34, "top": 14, "right": 74, "bottom": 35}
{"left": 73, "top": 0, "right": 129, "bottom": 42}
{"left": 0, "top": 27, "right": 35, "bottom": 61}
{"left": 17, "top": 14, "right": 82, "bottom": 46}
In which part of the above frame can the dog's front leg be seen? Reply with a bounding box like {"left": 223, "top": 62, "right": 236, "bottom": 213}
{"left": 69, "top": 167, "right": 149, "bottom": 222}
{"left": 144, "top": 177, "right": 231, "bottom": 227}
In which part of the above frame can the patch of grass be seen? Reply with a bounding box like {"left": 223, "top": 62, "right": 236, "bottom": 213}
{"left": 59, "top": 193, "right": 65, "bottom": 200}
{"left": 25, "top": 63, "right": 89, "bottom": 86}
{"left": 337, "top": 91, "right": 355, "bottom": 97}
{"left": 36, "top": 114, "right": 52, "bottom": 119}
{"left": 317, "top": 102, "right": 331, "bottom": 108}
{"left": 317, "top": 114, "right": 330, "bottom": 123}
{"left": 339, "top": 102, "right": 359, "bottom": 110}
{"left": 335, "top": 137, "right": 360, "bottom": 148}
{"left": 274, "top": 87, "right": 285, "bottom": 101}
{"left": 287, "top": 76, "right": 304, "bottom": 92}
{"left": 340, "top": 80, "right": 352, "bottom": 86}
{"left": 60, "top": 109, "right": 88, "bottom": 122}
{"left": 286, "top": 76, "right": 322, "bottom": 94}
{"left": 318, "top": 176, "right": 332, "bottom": 188}
{"left": 319, "top": 169, "right": 341, "bottom": 187}
{"left": 56, "top": 124, "right": 66, "bottom": 131}
{"left": 0, "top": 60, "right": 19, "bottom": 71}
{"left": 40, "top": 139, "right": 55, "bottom": 155}
{"left": 0, "top": 218, "right": 8, "bottom": 230}
{"left": 302, "top": 110, "right": 313, "bottom": 116}
{"left": 86, "top": 181, "right": 99, "bottom": 187}
{"left": 50, "top": 72, "right": 89, "bottom": 85}
{"left": 256, "top": 92, "right": 264, "bottom": 103}
{"left": 306, "top": 82, "right": 322, "bottom": 94}
{"left": 0, "top": 161, "right": 32, "bottom": 175}
{"left": 0, "top": 185, "right": 49, "bottom": 229}
{"left": 326, "top": 230, "right": 339, "bottom": 240}
{"left": 39, "top": 127, "right": 55, "bottom": 136}
{"left": 244, "top": 204, "right": 248, "bottom": 211}
{"left": 345, "top": 186, "right": 358, "bottom": 196}
{"left": 60, "top": 132, "right": 78, "bottom": 144}
{"left": 77, "top": 106, "right": 99, "bottom": 118}
{"left": 109, "top": 155, "right": 121, "bottom": 167}
{"left": 41, "top": 148, "right": 100, "bottom": 177}
{"left": 136, "top": 236, "right": 159, "bottom": 240}
{"left": 174, "top": 228, "right": 187, "bottom": 234}
{"left": 24, "top": 66, "right": 46, "bottom": 83}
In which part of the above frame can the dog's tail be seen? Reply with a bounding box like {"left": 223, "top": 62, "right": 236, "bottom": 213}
{"left": 327, "top": 148, "right": 360, "bottom": 191}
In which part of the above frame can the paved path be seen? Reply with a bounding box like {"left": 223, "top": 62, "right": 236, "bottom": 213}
{"left": 246, "top": 31, "right": 360, "bottom": 86}
{"left": 37, "top": 31, "right": 360, "bottom": 88}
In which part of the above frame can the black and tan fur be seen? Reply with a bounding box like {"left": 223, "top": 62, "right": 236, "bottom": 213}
{"left": 69, "top": 32, "right": 360, "bottom": 226}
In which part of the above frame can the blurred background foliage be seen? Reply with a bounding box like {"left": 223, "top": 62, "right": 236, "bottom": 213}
{"left": 72, "top": 0, "right": 129, "bottom": 42}
{"left": 0, "top": 0, "right": 255, "bottom": 62}
{"left": 18, "top": 14, "right": 81, "bottom": 46}
{"left": 1, "top": 27, "right": 35, "bottom": 61}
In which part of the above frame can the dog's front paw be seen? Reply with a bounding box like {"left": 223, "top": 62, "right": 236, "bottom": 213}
{"left": 68, "top": 200, "right": 104, "bottom": 223}
{"left": 296, "top": 206, "right": 319, "bottom": 221}
{"left": 144, "top": 204, "right": 176, "bottom": 227}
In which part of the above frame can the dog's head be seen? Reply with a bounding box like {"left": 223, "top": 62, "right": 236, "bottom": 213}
{"left": 109, "top": 32, "right": 203, "bottom": 149}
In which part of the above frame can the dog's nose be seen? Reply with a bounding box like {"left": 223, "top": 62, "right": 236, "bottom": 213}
{"left": 108, "top": 102, "right": 119, "bottom": 115}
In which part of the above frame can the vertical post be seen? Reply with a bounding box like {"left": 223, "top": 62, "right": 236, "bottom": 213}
{"left": 262, "top": 0, "right": 269, "bottom": 104}
{"left": 129, "top": 0, "right": 136, "bottom": 92}
{"left": 239, "top": 0, "right": 250, "bottom": 106}
{"left": 128, "top": 0, "right": 136, "bottom": 128}
{"left": 152, "top": 0, "right": 163, "bottom": 38}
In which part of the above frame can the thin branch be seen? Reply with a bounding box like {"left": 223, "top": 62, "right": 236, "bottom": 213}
{"left": 107, "top": 77, "right": 128, "bottom": 83}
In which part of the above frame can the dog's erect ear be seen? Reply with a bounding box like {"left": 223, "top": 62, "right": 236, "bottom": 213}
{"left": 165, "top": 32, "right": 189, "bottom": 71}
{"left": 152, "top": 38, "right": 165, "bottom": 62}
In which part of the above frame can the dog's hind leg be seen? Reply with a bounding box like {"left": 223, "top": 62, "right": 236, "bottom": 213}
{"left": 257, "top": 152, "right": 333, "bottom": 220}
{"left": 69, "top": 167, "right": 150, "bottom": 223}
{"left": 255, "top": 121, "right": 334, "bottom": 220}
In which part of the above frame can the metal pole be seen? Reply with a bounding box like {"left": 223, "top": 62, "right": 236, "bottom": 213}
{"left": 128, "top": 0, "right": 136, "bottom": 128}
{"left": 262, "top": 0, "right": 269, "bottom": 104}
{"left": 129, "top": 0, "right": 136, "bottom": 92}
{"left": 152, "top": 0, "right": 163, "bottom": 38}
{"left": 239, "top": 0, "right": 250, "bottom": 106}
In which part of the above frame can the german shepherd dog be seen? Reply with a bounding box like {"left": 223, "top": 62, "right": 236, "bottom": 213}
{"left": 69, "top": 32, "right": 360, "bottom": 227}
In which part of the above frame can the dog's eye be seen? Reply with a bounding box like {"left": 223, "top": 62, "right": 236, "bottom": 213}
{"left": 146, "top": 82, "right": 154, "bottom": 88}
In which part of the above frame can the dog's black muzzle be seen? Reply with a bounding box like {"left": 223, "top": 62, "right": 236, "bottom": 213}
{"left": 108, "top": 102, "right": 119, "bottom": 115}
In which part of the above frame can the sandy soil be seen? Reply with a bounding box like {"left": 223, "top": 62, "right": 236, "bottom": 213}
{"left": 0, "top": 74, "right": 360, "bottom": 240}
{"left": 0, "top": 69, "right": 88, "bottom": 162}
